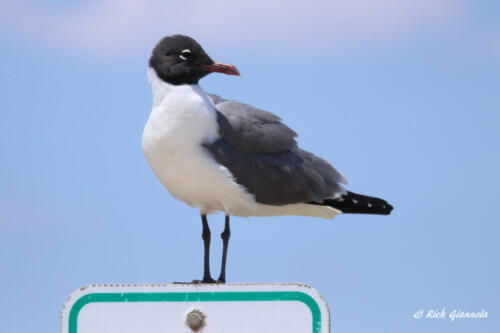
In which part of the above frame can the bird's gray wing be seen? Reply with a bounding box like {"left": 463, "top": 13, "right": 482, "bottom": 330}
{"left": 208, "top": 94, "right": 298, "bottom": 154}
{"left": 204, "top": 94, "right": 347, "bottom": 205}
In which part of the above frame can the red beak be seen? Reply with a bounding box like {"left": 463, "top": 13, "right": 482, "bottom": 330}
{"left": 201, "top": 62, "right": 240, "bottom": 76}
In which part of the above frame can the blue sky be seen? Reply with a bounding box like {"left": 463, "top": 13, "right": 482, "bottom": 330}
{"left": 1, "top": 1, "right": 499, "bottom": 332}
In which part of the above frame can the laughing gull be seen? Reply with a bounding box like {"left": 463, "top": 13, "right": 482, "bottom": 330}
{"left": 143, "top": 35, "right": 393, "bottom": 283}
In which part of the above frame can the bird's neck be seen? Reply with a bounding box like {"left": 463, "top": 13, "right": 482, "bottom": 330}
{"left": 147, "top": 67, "right": 219, "bottom": 144}
{"left": 148, "top": 67, "right": 196, "bottom": 105}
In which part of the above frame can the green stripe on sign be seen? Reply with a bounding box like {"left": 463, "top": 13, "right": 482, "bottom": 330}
{"left": 68, "top": 291, "right": 322, "bottom": 333}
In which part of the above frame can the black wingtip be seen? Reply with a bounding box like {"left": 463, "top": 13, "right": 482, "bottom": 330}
{"left": 311, "top": 191, "right": 394, "bottom": 215}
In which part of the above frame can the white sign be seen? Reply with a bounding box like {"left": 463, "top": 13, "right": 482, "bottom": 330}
{"left": 61, "top": 283, "right": 330, "bottom": 333}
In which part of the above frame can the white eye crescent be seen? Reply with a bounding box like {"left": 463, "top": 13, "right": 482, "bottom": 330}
{"left": 179, "top": 49, "right": 191, "bottom": 60}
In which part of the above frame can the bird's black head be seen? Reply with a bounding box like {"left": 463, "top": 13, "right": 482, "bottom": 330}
{"left": 149, "top": 35, "right": 240, "bottom": 85}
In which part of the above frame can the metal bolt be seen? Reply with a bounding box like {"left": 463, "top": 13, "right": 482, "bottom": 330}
{"left": 185, "top": 309, "right": 206, "bottom": 332}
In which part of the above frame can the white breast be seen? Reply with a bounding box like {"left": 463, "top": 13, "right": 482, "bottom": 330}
{"left": 142, "top": 68, "right": 256, "bottom": 215}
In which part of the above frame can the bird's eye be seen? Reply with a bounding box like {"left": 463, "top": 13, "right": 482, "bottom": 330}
{"left": 179, "top": 49, "right": 192, "bottom": 61}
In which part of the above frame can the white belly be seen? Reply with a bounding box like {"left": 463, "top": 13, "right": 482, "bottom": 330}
{"left": 143, "top": 123, "right": 256, "bottom": 214}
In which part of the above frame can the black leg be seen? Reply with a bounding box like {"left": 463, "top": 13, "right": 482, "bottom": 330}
{"left": 217, "top": 214, "right": 231, "bottom": 283}
{"left": 201, "top": 214, "right": 215, "bottom": 283}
